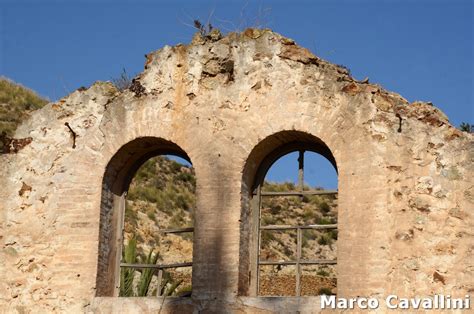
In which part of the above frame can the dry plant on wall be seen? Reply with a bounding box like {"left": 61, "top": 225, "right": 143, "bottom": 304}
{"left": 111, "top": 68, "right": 133, "bottom": 92}
{"left": 459, "top": 122, "right": 473, "bottom": 133}
{"left": 215, "top": 1, "right": 272, "bottom": 32}
{"left": 178, "top": 2, "right": 273, "bottom": 36}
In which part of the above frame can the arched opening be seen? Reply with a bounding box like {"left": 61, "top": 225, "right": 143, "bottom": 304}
{"left": 96, "top": 137, "right": 195, "bottom": 297}
{"left": 239, "top": 131, "right": 338, "bottom": 297}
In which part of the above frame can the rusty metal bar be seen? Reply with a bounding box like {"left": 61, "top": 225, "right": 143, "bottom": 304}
{"left": 298, "top": 150, "right": 304, "bottom": 191}
{"left": 120, "top": 262, "right": 192, "bottom": 269}
{"left": 255, "top": 186, "right": 262, "bottom": 296}
{"left": 298, "top": 260, "right": 336, "bottom": 265}
{"left": 296, "top": 227, "right": 302, "bottom": 296}
{"left": 249, "top": 186, "right": 261, "bottom": 296}
{"left": 156, "top": 269, "right": 163, "bottom": 297}
{"left": 259, "top": 190, "right": 338, "bottom": 196}
{"left": 258, "top": 260, "right": 337, "bottom": 266}
{"left": 260, "top": 224, "right": 337, "bottom": 230}
{"left": 113, "top": 192, "right": 127, "bottom": 296}
{"left": 161, "top": 227, "right": 194, "bottom": 234}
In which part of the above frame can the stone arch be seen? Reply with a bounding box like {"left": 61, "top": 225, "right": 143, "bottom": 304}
{"left": 238, "top": 130, "right": 339, "bottom": 296}
{"left": 96, "top": 136, "right": 192, "bottom": 296}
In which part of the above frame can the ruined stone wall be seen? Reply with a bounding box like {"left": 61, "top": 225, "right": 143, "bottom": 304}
{"left": 0, "top": 29, "right": 472, "bottom": 313}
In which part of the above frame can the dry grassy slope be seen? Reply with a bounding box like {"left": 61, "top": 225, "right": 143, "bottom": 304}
{"left": 260, "top": 182, "right": 338, "bottom": 262}
{"left": 125, "top": 156, "right": 196, "bottom": 264}
{"left": 0, "top": 78, "right": 49, "bottom": 153}
{"left": 127, "top": 156, "right": 338, "bottom": 295}
{"left": 126, "top": 157, "right": 337, "bottom": 261}
{"left": 0, "top": 77, "right": 48, "bottom": 137}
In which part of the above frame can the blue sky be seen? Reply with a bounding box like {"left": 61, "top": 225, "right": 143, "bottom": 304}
{"left": 1, "top": 0, "right": 472, "bottom": 189}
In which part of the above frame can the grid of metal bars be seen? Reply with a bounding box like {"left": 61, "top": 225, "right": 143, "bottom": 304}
{"left": 255, "top": 150, "right": 338, "bottom": 296}
{"left": 119, "top": 227, "right": 194, "bottom": 296}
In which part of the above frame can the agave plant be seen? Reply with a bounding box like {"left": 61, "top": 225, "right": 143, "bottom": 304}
{"left": 119, "top": 237, "right": 188, "bottom": 297}
{"left": 119, "top": 237, "right": 161, "bottom": 297}
{"left": 119, "top": 237, "right": 137, "bottom": 297}
{"left": 136, "top": 249, "right": 160, "bottom": 296}
{"left": 161, "top": 275, "right": 183, "bottom": 296}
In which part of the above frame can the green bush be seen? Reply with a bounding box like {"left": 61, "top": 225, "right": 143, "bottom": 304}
{"left": 129, "top": 186, "right": 160, "bottom": 203}
{"left": 301, "top": 234, "right": 308, "bottom": 248}
{"left": 303, "top": 207, "right": 317, "bottom": 221}
{"left": 126, "top": 189, "right": 138, "bottom": 201}
{"left": 317, "top": 217, "right": 333, "bottom": 225}
{"left": 260, "top": 230, "right": 276, "bottom": 246}
{"left": 318, "top": 201, "right": 331, "bottom": 214}
{"left": 270, "top": 204, "right": 282, "bottom": 215}
{"left": 283, "top": 245, "right": 293, "bottom": 257}
{"left": 459, "top": 122, "right": 473, "bottom": 133}
{"left": 169, "top": 211, "right": 186, "bottom": 228}
{"left": 302, "top": 229, "right": 317, "bottom": 243}
{"left": 135, "top": 233, "right": 144, "bottom": 243}
{"left": 169, "top": 160, "right": 183, "bottom": 173}
{"left": 261, "top": 215, "right": 277, "bottom": 225}
{"left": 318, "top": 287, "right": 334, "bottom": 295}
{"left": 317, "top": 269, "right": 330, "bottom": 277}
{"left": 263, "top": 181, "right": 296, "bottom": 192}
{"left": 317, "top": 230, "right": 336, "bottom": 246}
{"left": 318, "top": 234, "right": 331, "bottom": 246}
{"left": 146, "top": 209, "right": 156, "bottom": 221}
{"left": 151, "top": 176, "right": 166, "bottom": 190}
{"left": 175, "top": 172, "right": 195, "bottom": 185}
{"left": 125, "top": 201, "right": 138, "bottom": 227}
{"left": 175, "top": 193, "right": 191, "bottom": 211}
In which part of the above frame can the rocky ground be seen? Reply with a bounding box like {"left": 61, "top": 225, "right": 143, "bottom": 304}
{"left": 260, "top": 272, "right": 337, "bottom": 296}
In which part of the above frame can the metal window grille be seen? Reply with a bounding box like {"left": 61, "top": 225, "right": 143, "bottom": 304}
{"left": 254, "top": 150, "right": 338, "bottom": 296}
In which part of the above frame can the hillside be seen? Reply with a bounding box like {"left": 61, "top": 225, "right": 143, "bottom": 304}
{"left": 0, "top": 78, "right": 48, "bottom": 152}
{"left": 0, "top": 78, "right": 48, "bottom": 136}
{"left": 125, "top": 156, "right": 337, "bottom": 296}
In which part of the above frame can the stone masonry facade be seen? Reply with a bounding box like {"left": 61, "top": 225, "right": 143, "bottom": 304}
{"left": 0, "top": 29, "right": 472, "bottom": 313}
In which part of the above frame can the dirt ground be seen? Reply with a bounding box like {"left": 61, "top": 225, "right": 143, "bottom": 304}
{"left": 259, "top": 274, "right": 336, "bottom": 296}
